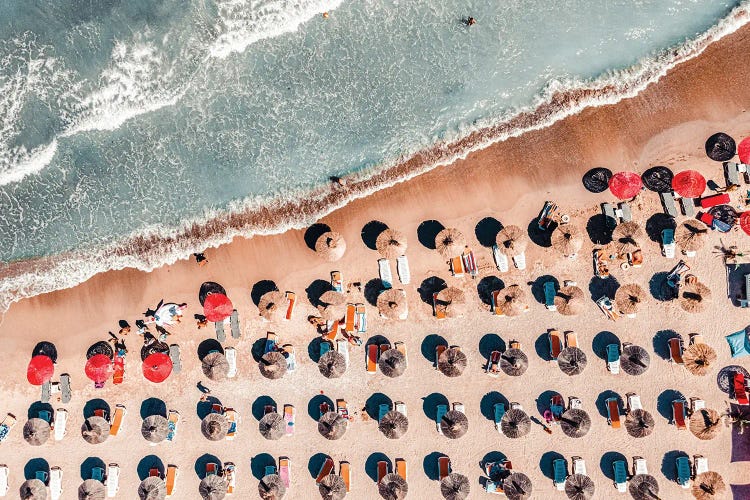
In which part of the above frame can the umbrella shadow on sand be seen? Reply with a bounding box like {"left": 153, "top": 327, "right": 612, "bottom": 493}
{"left": 365, "top": 393, "right": 393, "bottom": 420}
{"left": 304, "top": 224, "right": 331, "bottom": 251}
{"left": 477, "top": 276, "right": 504, "bottom": 305}
{"left": 364, "top": 279, "right": 385, "bottom": 306}
{"left": 595, "top": 391, "right": 622, "bottom": 419}
{"left": 23, "top": 459, "right": 49, "bottom": 480}
{"left": 649, "top": 272, "right": 676, "bottom": 301}
{"left": 197, "top": 340, "right": 223, "bottom": 361}
{"left": 527, "top": 218, "right": 557, "bottom": 248}
{"left": 589, "top": 276, "right": 619, "bottom": 302}
{"left": 480, "top": 392, "right": 510, "bottom": 421}
{"left": 140, "top": 398, "right": 166, "bottom": 419}
{"left": 422, "top": 393, "right": 449, "bottom": 421}
{"left": 250, "top": 454, "right": 275, "bottom": 480}
{"left": 307, "top": 395, "right": 334, "bottom": 421}
{"left": 478, "top": 334, "right": 506, "bottom": 360}
{"left": 535, "top": 390, "right": 561, "bottom": 418}
{"left": 530, "top": 276, "right": 559, "bottom": 304}
{"left": 539, "top": 451, "right": 565, "bottom": 480}
{"left": 657, "top": 390, "right": 685, "bottom": 422}
{"left": 366, "top": 453, "right": 392, "bottom": 482}
{"left": 27, "top": 402, "right": 53, "bottom": 420}
{"left": 80, "top": 457, "right": 106, "bottom": 480}
{"left": 661, "top": 450, "right": 688, "bottom": 482}
{"left": 305, "top": 279, "right": 332, "bottom": 309}
{"left": 196, "top": 396, "right": 221, "bottom": 420}
{"left": 592, "top": 331, "right": 620, "bottom": 360}
{"left": 652, "top": 330, "right": 680, "bottom": 360}
{"left": 421, "top": 335, "right": 448, "bottom": 363}
{"left": 308, "top": 453, "right": 330, "bottom": 479}
{"left": 138, "top": 455, "right": 164, "bottom": 481}
{"left": 475, "top": 217, "right": 504, "bottom": 247}
{"left": 251, "top": 280, "right": 278, "bottom": 307}
{"left": 534, "top": 333, "right": 553, "bottom": 362}
{"left": 599, "top": 452, "right": 627, "bottom": 480}
{"left": 252, "top": 396, "right": 277, "bottom": 421}
{"left": 586, "top": 214, "right": 615, "bottom": 245}
{"left": 646, "top": 213, "right": 676, "bottom": 243}
{"left": 417, "top": 220, "right": 445, "bottom": 250}
{"left": 362, "top": 221, "right": 388, "bottom": 250}
{"left": 423, "top": 452, "right": 444, "bottom": 481}
{"left": 307, "top": 338, "right": 323, "bottom": 363}
{"left": 82, "top": 400, "right": 109, "bottom": 420}
{"left": 418, "top": 277, "right": 448, "bottom": 305}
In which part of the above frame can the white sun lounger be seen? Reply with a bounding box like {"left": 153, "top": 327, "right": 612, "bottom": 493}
{"left": 693, "top": 455, "right": 708, "bottom": 476}
{"left": 726, "top": 162, "right": 740, "bottom": 185}
{"left": 395, "top": 401, "right": 407, "bottom": 417}
{"left": 53, "top": 409, "right": 68, "bottom": 441}
{"left": 618, "top": 202, "right": 632, "bottom": 222}
{"left": 0, "top": 464, "right": 7, "bottom": 497}
{"left": 512, "top": 252, "right": 526, "bottom": 270}
{"left": 626, "top": 393, "right": 642, "bottom": 412}
{"left": 492, "top": 245, "right": 509, "bottom": 272}
{"left": 225, "top": 347, "right": 237, "bottom": 378}
{"left": 633, "top": 457, "right": 648, "bottom": 475}
{"left": 572, "top": 457, "right": 586, "bottom": 476}
{"left": 336, "top": 339, "right": 349, "bottom": 367}
{"left": 378, "top": 258, "right": 393, "bottom": 289}
{"left": 49, "top": 466, "right": 62, "bottom": 500}
{"left": 106, "top": 464, "right": 119, "bottom": 497}
{"left": 396, "top": 255, "right": 410, "bottom": 284}
{"left": 690, "top": 397, "right": 706, "bottom": 413}
{"left": 661, "top": 192, "right": 679, "bottom": 217}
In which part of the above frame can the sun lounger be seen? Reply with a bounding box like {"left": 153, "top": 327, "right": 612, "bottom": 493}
{"left": 228, "top": 309, "right": 240, "bottom": 339}
{"left": 659, "top": 191, "right": 678, "bottom": 217}
{"left": 632, "top": 456, "right": 648, "bottom": 476}
{"left": 60, "top": 373, "right": 71, "bottom": 404}
{"left": 215, "top": 320, "right": 226, "bottom": 342}
{"left": 394, "top": 401, "right": 407, "bottom": 417}
{"left": 513, "top": 250, "right": 527, "bottom": 270}
{"left": 538, "top": 201, "right": 557, "bottom": 230}
{"left": 335, "top": 339, "right": 349, "bottom": 368}
{"left": 672, "top": 399, "right": 687, "bottom": 429}
{"left": 726, "top": 161, "right": 741, "bottom": 185}
{"left": 626, "top": 393, "right": 642, "bottom": 413}
{"left": 675, "top": 456, "right": 691, "bottom": 488}
{"left": 0, "top": 414, "right": 15, "bottom": 444}
{"left": 263, "top": 332, "right": 278, "bottom": 354}
{"left": 225, "top": 408, "right": 237, "bottom": 440}
{"left": 619, "top": 202, "right": 632, "bottom": 222}
{"left": 205, "top": 463, "right": 219, "bottom": 477}
{"left": 596, "top": 296, "right": 618, "bottom": 321}
{"left": 593, "top": 249, "right": 609, "bottom": 278}
{"left": 450, "top": 255, "right": 465, "bottom": 278}
{"left": 435, "top": 345, "right": 447, "bottom": 369}
{"left": 284, "top": 291, "right": 296, "bottom": 320}
{"left": 46, "top": 466, "right": 61, "bottom": 500}
{"left": 0, "top": 464, "right": 8, "bottom": 497}
{"left": 165, "top": 410, "right": 179, "bottom": 442}
{"left": 264, "top": 466, "right": 276, "bottom": 477}
{"left": 661, "top": 228, "right": 676, "bottom": 258}
{"left": 492, "top": 244, "right": 509, "bottom": 272}
{"left": 613, "top": 460, "right": 627, "bottom": 493}
{"left": 572, "top": 457, "right": 586, "bottom": 476}
{"left": 490, "top": 290, "right": 503, "bottom": 316}
{"left": 388, "top": 252, "right": 409, "bottom": 285}
{"left": 463, "top": 249, "right": 478, "bottom": 277}
{"left": 680, "top": 197, "right": 696, "bottom": 217}
{"left": 279, "top": 344, "right": 296, "bottom": 372}
{"left": 53, "top": 409, "right": 67, "bottom": 441}
{"left": 669, "top": 337, "right": 684, "bottom": 364}
{"left": 224, "top": 463, "right": 236, "bottom": 494}
{"left": 224, "top": 347, "right": 237, "bottom": 378}
{"left": 689, "top": 333, "right": 705, "bottom": 345}
{"left": 395, "top": 458, "right": 407, "bottom": 481}
{"left": 550, "top": 395, "right": 564, "bottom": 422}
{"left": 317, "top": 457, "right": 335, "bottom": 484}
{"left": 689, "top": 398, "right": 705, "bottom": 414}
{"left": 366, "top": 344, "right": 378, "bottom": 374}
{"left": 166, "top": 344, "right": 181, "bottom": 374}
{"left": 149, "top": 468, "right": 160, "bottom": 478}
{"left": 374, "top": 461, "right": 388, "bottom": 484}
{"left": 438, "top": 456, "right": 450, "bottom": 480}
{"left": 493, "top": 403, "right": 506, "bottom": 432}
{"left": 337, "top": 400, "right": 349, "bottom": 420}
{"left": 742, "top": 275, "right": 750, "bottom": 308}
{"left": 553, "top": 459, "right": 567, "bottom": 491}
{"left": 41, "top": 381, "right": 51, "bottom": 403}
{"left": 606, "top": 398, "right": 621, "bottom": 428}
{"left": 602, "top": 203, "right": 617, "bottom": 226}
{"left": 435, "top": 404, "right": 448, "bottom": 434}
{"left": 544, "top": 282, "right": 557, "bottom": 311}
{"left": 111, "top": 352, "right": 124, "bottom": 385}
{"left": 432, "top": 292, "right": 446, "bottom": 319}
{"left": 331, "top": 271, "right": 343, "bottom": 292}
{"left": 568, "top": 397, "right": 582, "bottom": 410}
{"left": 355, "top": 303, "right": 367, "bottom": 333}
{"left": 548, "top": 329, "right": 563, "bottom": 360}
{"left": 693, "top": 455, "right": 708, "bottom": 477}
{"left": 91, "top": 467, "right": 104, "bottom": 482}
{"left": 282, "top": 404, "right": 295, "bottom": 435}
{"left": 735, "top": 372, "right": 749, "bottom": 405}
{"left": 341, "top": 303, "right": 355, "bottom": 332}
{"left": 394, "top": 341, "right": 407, "bottom": 360}
{"left": 564, "top": 331, "right": 578, "bottom": 348}
{"left": 627, "top": 248, "right": 643, "bottom": 268}
{"left": 700, "top": 193, "right": 730, "bottom": 208}
{"left": 606, "top": 344, "right": 620, "bottom": 374}
{"left": 106, "top": 464, "right": 119, "bottom": 497}
{"left": 486, "top": 350, "right": 501, "bottom": 376}
{"left": 453, "top": 402, "right": 465, "bottom": 414}
{"left": 378, "top": 259, "right": 393, "bottom": 289}
{"left": 279, "top": 457, "right": 290, "bottom": 489}
{"left": 378, "top": 403, "right": 390, "bottom": 422}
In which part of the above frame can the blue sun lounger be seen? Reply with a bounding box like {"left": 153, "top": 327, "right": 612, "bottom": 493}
{"left": 544, "top": 282, "right": 557, "bottom": 311}
{"left": 320, "top": 340, "right": 332, "bottom": 358}
{"left": 494, "top": 403, "right": 505, "bottom": 432}
{"left": 378, "top": 404, "right": 390, "bottom": 422}
{"left": 436, "top": 404, "right": 448, "bottom": 434}
{"left": 613, "top": 461, "right": 627, "bottom": 493}
{"left": 264, "top": 465, "right": 276, "bottom": 477}
{"left": 676, "top": 456, "right": 691, "bottom": 488}
{"left": 553, "top": 459, "right": 567, "bottom": 491}
{"left": 92, "top": 467, "right": 104, "bottom": 482}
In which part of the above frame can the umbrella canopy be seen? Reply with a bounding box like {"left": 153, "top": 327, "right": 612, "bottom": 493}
{"left": 565, "top": 474, "right": 594, "bottom": 500}
{"left": 673, "top": 170, "right": 707, "bottom": 198}
{"left": 551, "top": 226, "right": 583, "bottom": 257}
{"left": 199, "top": 474, "right": 228, "bottom": 500}
{"left": 709, "top": 204, "right": 737, "bottom": 227}
{"left": 378, "top": 473, "right": 408, "bottom": 500}
{"left": 690, "top": 408, "right": 723, "bottom": 440}
{"left": 582, "top": 167, "right": 613, "bottom": 193}
{"left": 318, "top": 411, "right": 348, "bottom": 440}
{"left": 23, "top": 418, "right": 51, "bottom": 445}
{"left": 629, "top": 474, "right": 659, "bottom": 500}
{"left": 258, "top": 290, "right": 286, "bottom": 321}
{"left": 317, "top": 291, "right": 347, "bottom": 321}
{"left": 611, "top": 222, "right": 644, "bottom": 255}
{"left": 315, "top": 231, "right": 346, "bottom": 262}
{"left": 495, "top": 285, "right": 527, "bottom": 317}
{"left": 78, "top": 479, "right": 106, "bottom": 500}
{"left": 440, "top": 473, "right": 470, "bottom": 500}
{"left": 705, "top": 132, "right": 736, "bottom": 162}
{"left": 692, "top": 471, "right": 726, "bottom": 499}
{"left": 503, "top": 473, "right": 533, "bottom": 500}
{"left": 496, "top": 225, "right": 528, "bottom": 256}
{"left": 620, "top": 344, "right": 650, "bottom": 375}
{"left": 199, "top": 281, "right": 227, "bottom": 305}
{"left": 376, "top": 228, "right": 407, "bottom": 259}
{"left": 680, "top": 281, "right": 712, "bottom": 313}
{"left": 377, "top": 289, "right": 408, "bottom": 320}
{"left": 625, "top": 409, "right": 655, "bottom": 438}
{"left": 438, "top": 347, "right": 467, "bottom": 377}
{"left": 609, "top": 171, "right": 643, "bottom": 199}
{"left": 27, "top": 355, "right": 54, "bottom": 385}
{"left": 141, "top": 415, "right": 169, "bottom": 443}
{"left": 86, "top": 341, "right": 114, "bottom": 360}
{"left": 259, "top": 412, "right": 285, "bottom": 440}
{"left": 81, "top": 416, "right": 110, "bottom": 444}
{"left": 318, "top": 351, "right": 347, "bottom": 378}
{"left": 379, "top": 410, "right": 409, "bottom": 439}
{"left": 614, "top": 283, "right": 647, "bottom": 316}
{"left": 560, "top": 409, "right": 591, "bottom": 438}
{"left": 201, "top": 351, "right": 229, "bottom": 381}
{"left": 142, "top": 353, "right": 172, "bottom": 383}
{"left": 740, "top": 137, "right": 750, "bottom": 164}
{"left": 259, "top": 474, "right": 286, "bottom": 500}
{"left": 318, "top": 473, "right": 347, "bottom": 500}
{"left": 201, "top": 413, "right": 229, "bottom": 441}
{"left": 641, "top": 166, "right": 674, "bottom": 193}
{"left": 740, "top": 212, "right": 750, "bottom": 236}
{"left": 500, "top": 348, "right": 529, "bottom": 376}
{"left": 501, "top": 409, "right": 531, "bottom": 438}
{"left": 558, "top": 347, "right": 587, "bottom": 376}
{"left": 85, "top": 354, "right": 113, "bottom": 384}
{"left": 554, "top": 286, "right": 585, "bottom": 316}
{"left": 435, "top": 287, "right": 466, "bottom": 318}
{"left": 138, "top": 476, "right": 166, "bottom": 500}
{"left": 440, "top": 410, "right": 469, "bottom": 439}
{"left": 676, "top": 220, "right": 708, "bottom": 252}
{"left": 19, "top": 479, "right": 47, "bottom": 500}
{"left": 378, "top": 349, "right": 406, "bottom": 378}
{"left": 259, "top": 351, "right": 288, "bottom": 380}
{"left": 684, "top": 343, "right": 717, "bottom": 376}
{"left": 204, "top": 293, "right": 233, "bottom": 322}
{"left": 435, "top": 228, "right": 466, "bottom": 259}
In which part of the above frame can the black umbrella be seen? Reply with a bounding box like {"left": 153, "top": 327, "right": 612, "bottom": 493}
{"left": 708, "top": 204, "right": 737, "bottom": 227}
{"left": 503, "top": 472, "right": 533, "bottom": 500}
{"left": 199, "top": 281, "right": 227, "bottom": 306}
{"left": 629, "top": 474, "right": 659, "bottom": 500}
{"left": 378, "top": 473, "right": 408, "bottom": 500}
{"left": 32, "top": 341, "right": 58, "bottom": 363}
{"left": 141, "top": 341, "right": 169, "bottom": 361}
{"left": 582, "top": 167, "right": 613, "bottom": 193}
{"left": 499, "top": 348, "right": 528, "bottom": 376}
{"left": 87, "top": 341, "right": 114, "bottom": 360}
{"left": 558, "top": 347, "right": 587, "bottom": 376}
{"left": 620, "top": 344, "right": 650, "bottom": 376}
{"left": 560, "top": 409, "right": 591, "bottom": 438}
{"left": 641, "top": 166, "right": 674, "bottom": 193}
{"left": 379, "top": 410, "right": 409, "bottom": 439}
{"left": 718, "top": 365, "right": 750, "bottom": 393}
{"left": 705, "top": 132, "right": 736, "bottom": 161}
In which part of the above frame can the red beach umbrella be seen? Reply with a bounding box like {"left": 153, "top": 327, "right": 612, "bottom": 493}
{"left": 609, "top": 171, "right": 642, "bottom": 199}
{"left": 739, "top": 137, "right": 750, "bottom": 164}
{"left": 85, "top": 354, "right": 113, "bottom": 384}
{"left": 740, "top": 212, "right": 750, "bottom": 236}
{"left": 672, "top": 170, "right": 706, "bottom": 198}
{"left": 142, "top": 352, "right": 173, "bottom": 383}
{"left": 203, "top": 293, "right": 233, "bottom": 322}
{"left": 27, "top": 355, "right": 54, "bottom": 385}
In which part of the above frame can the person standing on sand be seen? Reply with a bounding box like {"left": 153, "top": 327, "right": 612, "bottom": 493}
{"left": 194, "top": 252, "right": 208, "bottom": 266}
{"left": 195, "top": 314, "right": 209, "bottom": 329}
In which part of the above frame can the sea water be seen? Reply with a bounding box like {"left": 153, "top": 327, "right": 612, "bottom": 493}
{"left": 0, "top": 0, "right": 745, "bottom": 307}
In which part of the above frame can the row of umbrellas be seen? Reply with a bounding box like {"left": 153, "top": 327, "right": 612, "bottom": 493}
{"left": 313, "top": 227, "right": 408, "bottom": 262}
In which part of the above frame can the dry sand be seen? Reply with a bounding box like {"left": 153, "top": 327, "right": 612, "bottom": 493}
{"left": 3, "top": 21, "right": 750, "bottom": 500}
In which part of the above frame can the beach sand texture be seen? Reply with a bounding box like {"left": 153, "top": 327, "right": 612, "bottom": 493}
{"left": 3, "top": 21, "right": 750, "bottom": 500}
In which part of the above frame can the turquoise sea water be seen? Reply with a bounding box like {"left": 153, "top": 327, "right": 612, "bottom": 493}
{"left": 0, "top": 0, "right": 745, "bottom": 305}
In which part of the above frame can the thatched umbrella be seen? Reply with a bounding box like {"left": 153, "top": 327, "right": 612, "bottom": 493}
{"left": 258, "top": 290, "right": 285, "bottom": 321}
{"left": 554, "top": 286, "right": 584, "bottom": 316}
{"left": 705, "top": 132, "right": 736, "bottom": 162}
{"left": 496, "top": 225, "right": 528, "bottom": 257}
{"left": 629, "top": 474, "right": 659, "bottom": 500}
{"left": 377, "top": 289, "right": 408, "bottom": 320}
{"left": 501, "top": 409, "right": 531, "bottom": 438}
{"left": 558, "top": 347, "right": 587, "bottom": 376}
{"left": 503, "top": 472, "right": 533, "bottom": 500}
{"left": 500, "top": 348, "right": 528, "bottom": 376}
{"left": 379, "top": 410, "right": 409, "bottom": 439}
{"left": 435, "top": 228, "right": 466, "bottom": 259}
{"left": 315, "top": 231, "right": 346, "bottom": 262}
{"left": 565, "top": 474, "right": 594, "bottom": 500}
{"left": 612, "top": 222, "right": 644, "bottom": 255}
{"left": 19, "top": 479, "right": 47, "bottom": 500}
{"left": 438, "top": 347, "right": 467, "bottom": 377}
{"left": 440, "top": 473, "right": 470, "bottom": 500}
{"left": 378, "top": 349, "right": 406, "bottom": 378}
{"left": 684, "top": 343, "right": 717, "bottom": 376}
{"left": 141, "top": 415, "right": 169, "bottom": 443}
{"left": 625, "top": 409, "right": 655, "bottom": 438}
{"left": 201, "top": 351, "right": 229, "bottom": 381}
{"left": 620, "top": 344, "right": 650, "bottom": 376}
{"left": 259, "top": 351, "right": 288, "bottom": 380}
{"left": 319, "top": 473, "right": 347, "bottom": 500}
{"left": 81, "top": 416, "right": 110, "bottom": 444}
{"left": 317, "top": 291, "right": 347, "bottom": 321}
{"left": 676, "top": 221, "right": 708, "bottom": 253}
{"left": 690, "top": 408, "right": 723, "bottom": 441}
{"left": 200, "top": 474, "right": 228, "bottom": 500}
{"left": 23, "top": 418, "right": 51, "bottom": 446}
{"left": 692, "top": 472, "right": 726, "bottom": 499}
{"left": 551, "top": 225, "right": 583, "bottom": 257}
{"left": 560, "top": 409, "right": 591, "bottom": 438}
{"left": 495, "top": 285, "right": 527, "bottom": 317}
{"left": 138, "top": 476, "right": 166, "bottom": 500}
{"left": 318, "top": 411, "right": 347, "bottom": 440}
{"left": 615, "top": 284, "right": 646, "bottom": 316}
{"left": 318, "top": 351, "right": 347, "bottom": 379}
{"left": 435, "top": 287, "right": 466, "bottom": 318}
{"left": 440, "top": 410, "right": 468, "bottom": 439}
{"left": 680, "top": 282, "right": 711, "bottom": 313}
{"left": 201, "top": 413, "right": 229, "bottom": 441}
{"left": 259, "top": 474, "right": 286, "bottom": 499}
{"left": 259, "top": 412, "right": 285, "bottom": 440}
{"left": 78, "top": 479, "right": 106, "bottom": 500}
{"left": 378, "top": 473, "right": 408, "bottom": 500}
{"left": 376, "top": 228, "right": 407, "bottom": 259}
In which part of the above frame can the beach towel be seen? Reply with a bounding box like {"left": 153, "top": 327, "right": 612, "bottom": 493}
{"left": 113, "top": 354, "right": 125, "bottom": 385}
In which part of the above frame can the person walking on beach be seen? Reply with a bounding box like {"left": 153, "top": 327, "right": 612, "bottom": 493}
{"left": 195, "top": 314, "right": 209, "bottom": 329}
{"left": 194, "top": 252, "right": 208, "bottom": 267}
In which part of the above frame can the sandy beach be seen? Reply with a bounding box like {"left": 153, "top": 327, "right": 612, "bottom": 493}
{"left": 4, "top": 20, "right": 750, "bottom": 500}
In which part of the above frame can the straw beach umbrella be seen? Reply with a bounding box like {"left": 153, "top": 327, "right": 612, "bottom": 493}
{"left": 259, "top": 412, "right": 285, "bottom": 440}
{"left": 629, "top": 474, "right": 659, "bottom": 500}
{"left": 258, "top": 290, "right": 286, "bottom": 321}
{"left": 19, "top": 479, "right": 47, "bottom": 500}
{"left": 558, "top": 347, "right": 587, "bottom": 376}
{"left": 684, "top": 343, "right": 717, "bottom": 376}
{"left": 560, "top": 409, "right": 591, "bottom": 438}
{"left": 376, "top": 228, "right": 407, "bottom": 259}
{"left": 138, "top": 476, "right": 166, "bottom": 500}
{"left": 379, "top": 349, "right": 406, "bottom": 378}
{"left": 495, "top": 285, "right": 527, "bottom": 317}
{"left": 315, "top": 231, "right": 346, "bottom": 262}
{"left": 435, "top": 287, "right": 466, "bottom": 318}
{"left": 23, "top": 418, "right": 51, "bottom": 446}
{"left": 319, "top": 473, "right": 347, "bottom": 500}
{"left": 318, "top": 411, "right": 347, "bottom": 440}
{"left": 692, "top": 471, "right": 726, "bottom": 499}
{"left": 625, "top": 409, "right": 655, "bottom": 438}
{"left": 500, "top": 348, "right": 528, "bottom": 376}
{"left": 676, "top": 220, "right": 708, "bottom": 253}
{"left": 705, "top": 132, "right": 736, "bottom": 162}
{"left": 503, "top": 473, "right": 533, "bottom": 500}
{"left": 318, "top": 351, "right": 347, "bottom": 379}
{"left": 201, "top": 413, "right": 229, "bottom": 441}
{"left": 435, "top": 228, "right": 466, "bottom": 259}
{"left": 141, "top": 415, "right": 169, "bottom": 443}
{"left": 690, "top": 408, "right": 723, "bottom": 440}
{"left": 379, "top": 410, "right": 409, "bottom": 439}
{"left": 501, "top": 409, "right": 531, "bottom": 438}
{"left": 81, "top": 416, "right": 110, "bottom": 444}
{"left": 496, "top": 225, "right": 528, "bottom": 257}
{"left": 681, "top": 282, "right": 711, "bottom": 313}
{"left": 612, "top": 222, "right": 644, "bottom": 255}
{"left": 201, "top": 351, "right": 229, "bottom": 381}
{"left": 200, "top": 474, "right": 228, "bottom": 500}
{"left": 377, "top": 289, "right": 408, "bottom": 320}
{"left": 440, "top": 410, "right": 468, "bottom": 439}
{"left": 259, "top": 474, "right": 285, "bottom": 499}
{"left": 379, "top": 473, "right": 408, "bottom": 500}
{"left": 554, "top": 286, "right": 584, "bottom": 316}
{"left": 614, "top": 283, "right": 647, "bottom": 317}
{"left": 565, "top": 474, "right": 594, "bottom": 500}
{"left": 551, "top": 226, "right": 583, "bottom": 257}
{"left": 78, "top": 479, "right": 106, "bottom": 500}
{"left": 438, "top": 347, "right": 467, "bottom": 377}
{"left": 620, "top": 344, "right": 650, "bottom": 375}
{"left": 440, "top": 473, "right": 470, "bottom": 500}
{"left": 317, "top": 291, "right": 347, "bottom": 321}
{"left": 259, "top": 351, "right": 288, "bottom": 380}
